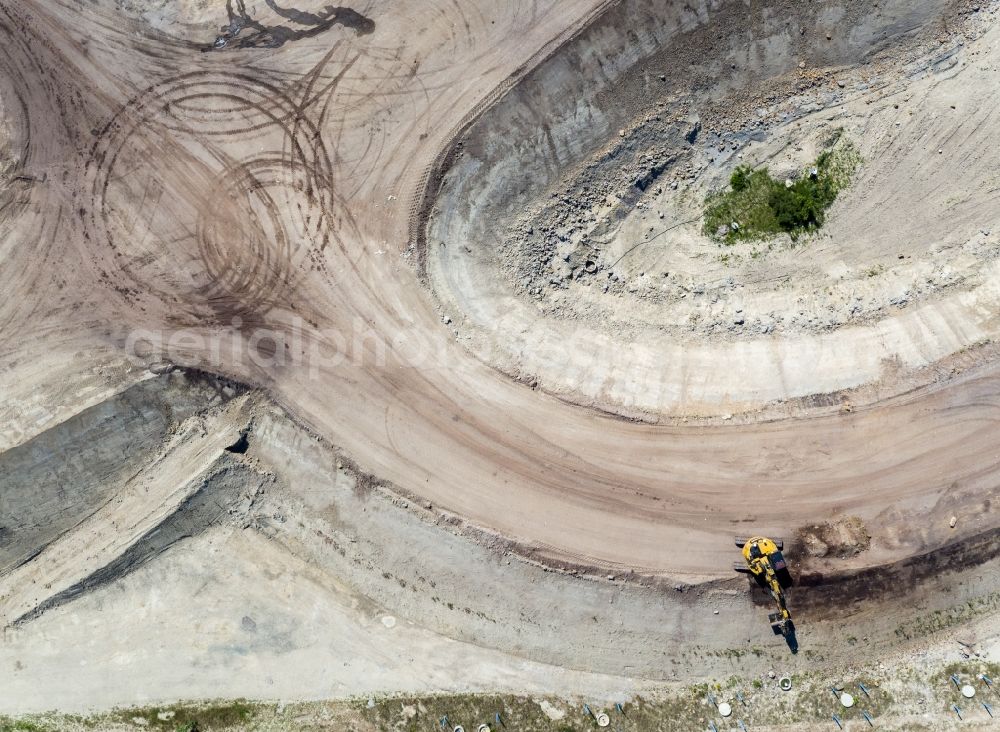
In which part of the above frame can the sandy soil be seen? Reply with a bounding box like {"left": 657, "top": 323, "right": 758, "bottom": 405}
{"left": 2, "top": 386, "right": 999, "bottom": 730}
{"left": 1, "top": 0, "right": 1000, "bottom": 723}
{"left": 0, "top": 527, "right": 648, "bottom": 715}
{"left": 0, "top": 0, "right": 994, "bottom": 575}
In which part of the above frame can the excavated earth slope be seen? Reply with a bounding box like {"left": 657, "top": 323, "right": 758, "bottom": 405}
{"left": 427, "top": 0, "right": 1000, "bottom": 417}
{"left": 1, "top": 0, "right": 1000, "bottom": 720}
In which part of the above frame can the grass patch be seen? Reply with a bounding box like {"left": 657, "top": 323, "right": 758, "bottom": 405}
{"left": 931, "top": 661, "right": 1000, "bottom": 714}
{"left": 360, "top": 692, "right": 730, "bottom": 732}
{"left": 893, "top": 590, "right": 1000, "bottom": 641}
{"left": 704, "top": 133, "right": 859, "bottom": 243}
{"left": 932, "top": 660, "right": 1000, "bottom": 688}
{"left": 0, "top": 723, "right": 55, "bottom": 732}
{"left": 109, "top": 700, "right": 258, "bottom": 731}
{"left": 0, "top": 675, "right": 971, "bottom": 732}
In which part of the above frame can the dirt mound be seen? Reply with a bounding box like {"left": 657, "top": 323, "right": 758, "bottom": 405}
{"left": 798, "top": 516, "right": 872, "bottom": 559}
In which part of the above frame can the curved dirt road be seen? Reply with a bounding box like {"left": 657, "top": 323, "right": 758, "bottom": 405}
{"left": 1, "top": 0, "right": 998, "bottom": 582}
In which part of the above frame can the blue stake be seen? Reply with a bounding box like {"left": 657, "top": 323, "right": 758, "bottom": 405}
{"left": 583, "top": 704, "right": 593, "bottom": 719}
{"left": 495, "top": 711, "right": 503, "bottom": 726}
{"left": 859, "top": 682, "right": 871, "bottom": 698}
{"left": 737, "top": 721, "right": 748, "bottom": 732}
{"left": 440, "top": 715, "right": 449, "bottom": 728}
{"left": 980, "top": 673, "right": 994, "bottom": 688}
{"left": 832, "top": 714, "right": 843, "bottom": 729}
{"left": 830, "top": 687, "right": 842, "bottom": 700}
{"left": 953, "top": 704, "right": 963, "bottom": 720}
{"left": 984, "top": 701, "right": 994, "bottom": 718}
{"left": 736, "top": 691, "right": 746, "bottom": 706}
{"left": 709, "top": 721, "right": 718, "bottom": 732}
{"left": 862, "top": 710, "right": 874, "bottom": 727}
{"left": 951, "top": 674, "right": 962, "bottom": 689}
{"left": 708, "top": 693, "right": 718, "bottom": 707}
{"left": 615, "top": 702, "right": 625, "bottom": 715}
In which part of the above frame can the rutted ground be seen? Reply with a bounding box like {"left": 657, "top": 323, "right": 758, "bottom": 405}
{"left": 1, "top": 0, "right": 1000, "bottom": 724}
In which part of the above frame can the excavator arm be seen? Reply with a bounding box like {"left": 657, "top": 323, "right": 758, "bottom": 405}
{"left": 764, "top": 573, "right": 793, "bottom": 635}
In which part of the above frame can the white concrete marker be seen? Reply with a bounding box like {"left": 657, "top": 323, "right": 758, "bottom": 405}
{"left": 962, "top": 685, "right": 976, "bottom": 698}
{"left": 718, "top": 702, "right": 732, "bottom": 717}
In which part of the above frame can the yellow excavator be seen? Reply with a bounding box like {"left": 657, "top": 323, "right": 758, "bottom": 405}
{"left": 734, "top": 536, "right": 796, "bottom": 645}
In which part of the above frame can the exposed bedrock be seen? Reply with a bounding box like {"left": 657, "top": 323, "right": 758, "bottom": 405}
{"left": 426, "top": 0, "right": 990, "bottom": 418}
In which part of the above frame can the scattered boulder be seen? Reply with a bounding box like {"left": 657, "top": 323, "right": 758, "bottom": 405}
{"left": 685, "top": 116, "right": 701, "bottom": 144}
{"left": 148, "top": 360, "right": 174, "bottom": 375}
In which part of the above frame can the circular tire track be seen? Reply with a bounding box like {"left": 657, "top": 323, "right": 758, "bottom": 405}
{"left": 195, "top": 154, "right": 336, "bottom": 322}
{"left": 84, "top": 68, "right": 351, "bottom": 326}
{"left": 0, "top": 4, "right": 89, "bottom": 337}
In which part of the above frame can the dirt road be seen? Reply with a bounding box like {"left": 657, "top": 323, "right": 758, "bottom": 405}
{"left": 1, "top": 0, "right": 998, "bottom": 588}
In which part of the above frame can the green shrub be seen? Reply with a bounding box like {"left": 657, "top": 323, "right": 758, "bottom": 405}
{"left": 769, "top": 179, "right": 825, "bottom": 230}
{"left": 730, "top": 165, "right": 752, "bottom": 192}
{"left": 704, "top": 137, "right": 859, "bottom": 243}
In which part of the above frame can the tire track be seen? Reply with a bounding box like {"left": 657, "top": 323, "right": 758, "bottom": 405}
{"left": 82, "top": 65, "right": 359, "bottom": 328}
